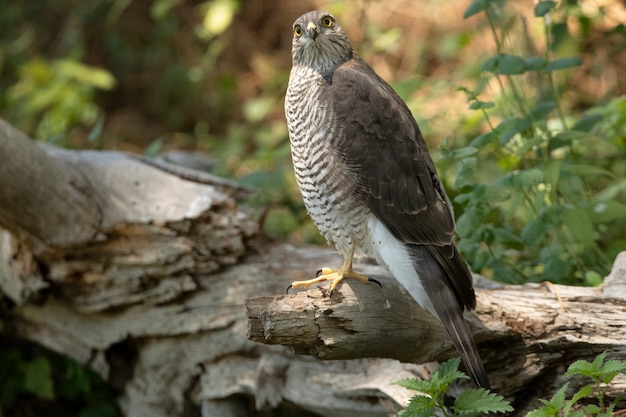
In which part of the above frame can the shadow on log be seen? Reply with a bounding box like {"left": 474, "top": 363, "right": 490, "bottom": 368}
{"left": 1, "top": 118, "right": 625, "bottom": 416}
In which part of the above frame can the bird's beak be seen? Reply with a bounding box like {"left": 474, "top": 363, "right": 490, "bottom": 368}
{"left": 307, "top": 21, "right": 318, "bottom": 40}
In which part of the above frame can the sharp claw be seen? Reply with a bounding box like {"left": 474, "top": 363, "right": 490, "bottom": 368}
{"left": 368, "top": 278, "right": 382, "bottom": 288}
{"left": 286, "top": 284, "right": 293, "bottom": 294}
{"left": 315, "top": 269, "right": 323, "bottom": 277}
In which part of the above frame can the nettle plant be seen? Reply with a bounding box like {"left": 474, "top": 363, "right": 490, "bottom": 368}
{"left": 444, "top": 0, "right": 626, "bottom": 285}
{"left": 395, "top": 352, "right": 626, "bottom": 416}
{"left": 526, "top": 352, "right": 626, "bottom": 417}
{"left": 395, "top": 358, "right": 512, "bottom": 417}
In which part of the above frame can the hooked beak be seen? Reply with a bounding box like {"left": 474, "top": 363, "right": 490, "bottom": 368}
{"left": 307, "top": 21, "right": 318, "bottom": 40}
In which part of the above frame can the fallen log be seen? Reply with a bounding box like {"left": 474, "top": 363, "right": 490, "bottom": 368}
{"left": 1, "top": 117, "right": 625, "bottom": 416}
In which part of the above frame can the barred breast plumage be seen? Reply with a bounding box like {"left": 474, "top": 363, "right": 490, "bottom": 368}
{"left": 286, "top": 65, "right": 370, "bottom": 258}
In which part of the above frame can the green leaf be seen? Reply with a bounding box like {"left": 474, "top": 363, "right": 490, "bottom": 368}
{"left": 483, "top": 184, "right": 512, "bottom": 202}
{"left": 565, "top": 354, "right": 604, "bottom": 378}
{"left": 202, "top": 0, "right": 238, "bottom": 36}
{"left": 525, "top": 56, "right": 547, "bottom": 71}
{"left": 534, "top": 1, "right": 557, "bottom": 17}
{"left": 543, "top": 258, "right": 572, "bottom": 281}
{"left": 546, "top": 57, "right": 582, "bottom": 72}
{"left": 481, "top": 54, "right": 502, "bottom": 73}
{"left": 454, "top": 388, "right": 514, "bottom": 414}
{"left": 456, "top": 208, "right": 484, "bottom": 238}
{"left": 514, "top": 169, "right": 544, "bottom": 188}
{"left": 521, "top": 219, "right": 546, "bottom": 243}
{"left": 469, "top": 130, "right": 498, "bottom": 147}
{"left": 448, "top": 146, "right": 478, "bottom": 159}
{"left": 455, "top": 163, "right": 476, "bottom": 188}
{"left": 595, "top": 179, "right": 626, "bottom": 201}
{"left": 600, "top": 359, "right": 626, "bottom": 383}
{"left": 469, "top": 100, "right": 495, "bottom": 110}
{"left": 23, "top": 356, "right": 55, "bottom": 400}
{"left": 492, "top": 228, "right": 523, "bottom": 244}
{"left": 498, "top": 117, "right": 523, "bottom": 146}
{"left": 570, "top": 385, "right": 593, "bottom": 405}
{"left": 498, "top": 54, "right": 526, "bottom": 74}
{"left": 543, "top": 383, "right": 569, "bottom": 411}
{"left": 583, "top": 405, "right": 600, "bottom": 415}
{"left": 243, "top": 97, "right": 275, "bottom": 122}
{"left": 571, "top": 114, "right": 603, "bottom": 132}
{"left": 399, "top": 394, "right": 436, "bottom": 417}
{"left": 591, "top": 201, "right": 626, "bottom": 223}
{"left": 529, "top": 101, "right": 557, "bottom": 121}
{"left": 429, "top": 358, "right": 469, "bottom": 392}
{"left": 560, "top": 163, "right": 615, "bottom": 178}
{"left": 143, "top": 138, "right": 164, "bottom": 157}
{"left": 584, "top": 270, "right": 603, "bottom": 286}
{"left": 562, "top": 206, "right": 595, "bottom": 247}
{"left": 464, "top": 0, "right": 489, "bottom": 19}
{"left": 394, "top": 378, "right": 433, "bottom": 394}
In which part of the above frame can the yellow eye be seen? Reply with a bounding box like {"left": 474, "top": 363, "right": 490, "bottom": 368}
{"left": 322, "top": 16, "right": 333, "bottom": 27}
{"left": 294, "top": 25, "right": 303, "bottom": 37}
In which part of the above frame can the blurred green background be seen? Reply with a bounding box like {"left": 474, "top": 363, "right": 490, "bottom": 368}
{"left": 0, "top": 0, "right": 625, "bottom": 415}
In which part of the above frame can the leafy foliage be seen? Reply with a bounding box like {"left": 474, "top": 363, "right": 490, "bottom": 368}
{"left": 0, "top": 340, "right": 120, "bottom": 417}
{"left": 395, "top": 358, "right": 512, "bottom": 417}
{"left": 446, "top": 0, "right": 626, "bottom": 285}
{"left": 526, "top": 352, "right": 626, "bottom": 417}
{"left": 5, "top": 59, "right": 115, "bottom": 143}
{"left": 396, "top": 353, "right": 625, "bottom": 417}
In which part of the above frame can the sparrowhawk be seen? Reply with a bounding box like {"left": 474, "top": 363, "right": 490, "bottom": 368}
{"left": 284, "top": 10, "right": 490, "bottom": 389}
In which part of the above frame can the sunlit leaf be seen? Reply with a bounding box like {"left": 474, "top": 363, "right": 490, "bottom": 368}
{"left": 400, "top": 395, "right": 436, "bottom": 417}
{"left": 56, "top": 59, "right": 116, "bottom": 89}
{"left": 202, "top": 0, "right": 238, "bottom": 36}
{"left": 243, "top": 97, "right": 275, "bottom": 123}
{"left": 454, "top": 388, "right": 513, "bottom": 413}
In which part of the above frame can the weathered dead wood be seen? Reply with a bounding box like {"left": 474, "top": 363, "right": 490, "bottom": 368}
{"left": 0, "top": 117, "right": 428, "bottom": 417}
{"left": 1, "top": 117, "right": 625, "bottom": 416}
{"left": 247, "top": 253, "right": 626, "bottom": 410}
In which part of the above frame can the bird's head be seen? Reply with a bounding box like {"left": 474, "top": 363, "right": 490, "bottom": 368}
{"left": 290, "top": 11, "right": 354, "bottom": 73}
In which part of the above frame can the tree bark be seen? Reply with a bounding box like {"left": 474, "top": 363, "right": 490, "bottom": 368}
{"left": 1, "top": 117, "right": 625, "bottom": 416}
{"left": 247, "top": 257, "right": 626, "bottom": 413}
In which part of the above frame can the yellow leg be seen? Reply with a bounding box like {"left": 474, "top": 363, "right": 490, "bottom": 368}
{"left": 288, "top": 245, "right": 373, "bottom": 296}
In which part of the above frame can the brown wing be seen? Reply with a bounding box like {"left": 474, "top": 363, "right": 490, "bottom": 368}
{"left": 319, "top": 56, "right": 476, "bottom": 310}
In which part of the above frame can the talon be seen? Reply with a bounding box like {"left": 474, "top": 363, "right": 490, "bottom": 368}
{"left": 286, "top": 284, "right": 293, "bottom": 294}
{"left": 286, "top": 244, "right": 376, "bottom": 297}
{"left": 368, "top": 277, "right": 382, "bottom": 288}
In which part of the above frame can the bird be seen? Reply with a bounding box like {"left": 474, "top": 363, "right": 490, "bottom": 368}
{"left": 284, "top": 10, "right": 490, "bottom": 390}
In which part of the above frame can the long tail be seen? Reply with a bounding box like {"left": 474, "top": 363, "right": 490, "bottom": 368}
{"left": 408, "top": 244, "right": 491, "bottom": 390}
